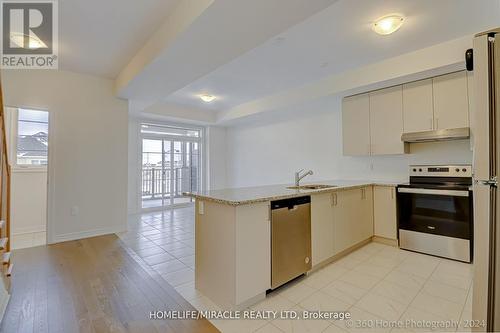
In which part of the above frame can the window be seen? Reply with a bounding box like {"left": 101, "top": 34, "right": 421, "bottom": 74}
{"left": 140, "top": 123, "right": 200, "bottom": 137}
{"left": 140, "top": 123, "right": 203, "bottom": 209}
{"left": 16, "top": 109, "right": 49, "bottom": 166}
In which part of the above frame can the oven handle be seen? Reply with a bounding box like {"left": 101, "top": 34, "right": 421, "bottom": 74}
{"left": 397, "top": 187, "right": 469, "bottom": 197}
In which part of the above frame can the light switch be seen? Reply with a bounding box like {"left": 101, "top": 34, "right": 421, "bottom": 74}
{"left": 198, "top": 201, "right": 204, "bottom": 215}
{"left": 71, "top": 206, "right": 79, "bottom": 216}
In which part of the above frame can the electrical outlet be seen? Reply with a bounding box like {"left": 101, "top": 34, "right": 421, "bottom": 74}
{"left": 71, "top": 206, "right": 79, "bottom": 216}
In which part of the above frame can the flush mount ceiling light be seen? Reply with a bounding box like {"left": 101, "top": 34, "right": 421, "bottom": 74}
{"left": 372, "top": 14, "right": 405, "bottom": 35}
{"left": 199, "top": 94, "right": 216, "bottom": 103}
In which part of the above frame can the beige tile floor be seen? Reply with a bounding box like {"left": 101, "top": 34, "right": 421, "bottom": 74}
{"left": 119, "top": 206, "right": 473, "bottom": 333}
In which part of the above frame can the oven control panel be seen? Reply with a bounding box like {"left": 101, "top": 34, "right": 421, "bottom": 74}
{"left": 409, "top": 165, "right": 472, "bottom": 177}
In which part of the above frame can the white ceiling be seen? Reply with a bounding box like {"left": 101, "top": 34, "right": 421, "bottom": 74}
{"left": 58, "top": 0, "right": 181, "bottom": 78}
{"left": 164, "top": 0, "right": 500, "bottom": 112}
{"left": 117, "top": 0, "right": 337, "bottom": 110}
{"left": 54, "top": 0, "right": 500, "bottom": 120}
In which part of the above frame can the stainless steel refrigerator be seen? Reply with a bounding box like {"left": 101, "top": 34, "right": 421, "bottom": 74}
{"left": 472, "top": 28, "right": 500, "bottom": 332}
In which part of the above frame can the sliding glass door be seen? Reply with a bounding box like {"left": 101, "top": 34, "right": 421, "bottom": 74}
{"left": 141, "top": 124, "right": 201, "bottom": 210}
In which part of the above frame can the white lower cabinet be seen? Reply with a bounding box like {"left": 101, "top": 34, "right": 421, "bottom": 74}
{"left": 333, "top": 187, "right": 374, "bottom": 255}
{"left": 373, "top": 186, "right": 397, "bottom": 240}
{"left": 311, "top": 193, "right": 335, "bottom": 266}
{"left": 312, "top": 187, "right": 386, "bottom": 267}
{"left": 334, "top": 186, "right": 373, "bottom": 254}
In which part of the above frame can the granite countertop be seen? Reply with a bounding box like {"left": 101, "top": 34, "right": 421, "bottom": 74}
{"left": 183, "top": 179, "right": 405, "bottom": 206}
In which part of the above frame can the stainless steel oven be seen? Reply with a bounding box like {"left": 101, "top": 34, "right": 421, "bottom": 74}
{"left": 397, "top": 165, "right": 473, "bottom": 262}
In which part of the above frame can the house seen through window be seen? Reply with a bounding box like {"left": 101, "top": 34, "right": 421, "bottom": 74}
{"left": 17, "top": 109, "right": 49, "bottom": 166}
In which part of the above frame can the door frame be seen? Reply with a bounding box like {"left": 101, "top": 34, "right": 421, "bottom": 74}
{"left": 138, "top": 121, "right": 204, "bottom": 212}
{"left": 5, "top": 105, "right": 54, "bottom": 245}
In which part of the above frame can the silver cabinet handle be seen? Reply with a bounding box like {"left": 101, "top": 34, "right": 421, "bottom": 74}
{"left": 331, "top": 193, "right": 337, "bottom": 206}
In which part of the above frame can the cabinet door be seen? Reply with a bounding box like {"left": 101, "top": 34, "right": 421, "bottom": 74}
{"left": 403, "top": 79, "right": 434, "bottom": 133}
{"left": 370, "top": 86, "right": 407, "bottom": 155}
{"left": 342, "top": 94, "right": 370, "bottom": 156}
{"left": 433, "top": 71, "right": 469, "bottom": 130}
{"left": 311, "top": 193, "right": 335, "bottom": 266}
{"left": 373, "top": 186, "right": 397, "bottom": 239}
{"left": 359, "top": 186, "right": 374, "bottom": 242}
{"left": 334, "top": 187, "right": 373, "bottom": 254}
{"left": 333, "top": 190, "right": 354, "bottom": 254}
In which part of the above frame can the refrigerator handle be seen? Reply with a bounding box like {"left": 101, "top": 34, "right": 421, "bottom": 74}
{"left": 484, "top": 32, "right": 500, "bottom": 333}
{"left": 489, "top": 34, "right": 498, "bottom": 179}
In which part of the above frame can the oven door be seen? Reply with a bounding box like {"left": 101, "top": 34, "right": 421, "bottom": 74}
{"left": 397, "top": 187, "right": 473, "bottom": 262}
{"left": 397, "top": 187, "right": 472, "bottom": 239}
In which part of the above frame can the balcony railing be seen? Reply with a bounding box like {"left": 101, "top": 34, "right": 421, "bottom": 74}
{"left": 142, "top": 167, "right": 198, "bottom": 199}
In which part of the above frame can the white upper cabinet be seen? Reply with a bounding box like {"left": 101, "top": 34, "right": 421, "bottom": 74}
{"left": 342, "top": 71, "right": 470, "bottom": 156}
{"left": 432, "top": 71, "right": 469, "bottom": 130}
{"left": 370, "top": 86, "right": 408, "bottom": 155}
{"left": 403, "top": 79, "right": 434, "bottom": 133}
{"left": 342, "top": 93, "right": 370, "bottom": 156}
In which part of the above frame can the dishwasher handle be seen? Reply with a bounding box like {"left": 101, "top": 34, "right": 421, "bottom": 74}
{"left": 271, "top": 196, "right": 311, "bottom": 210}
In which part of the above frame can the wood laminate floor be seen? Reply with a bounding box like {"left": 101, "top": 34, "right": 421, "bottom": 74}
{"left": 0, "top": 234, "right": 219, "bottom": 333}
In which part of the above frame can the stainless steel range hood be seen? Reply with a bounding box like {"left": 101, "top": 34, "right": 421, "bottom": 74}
{"left": 401, "top": 127, "right": 470, "bottom": 143}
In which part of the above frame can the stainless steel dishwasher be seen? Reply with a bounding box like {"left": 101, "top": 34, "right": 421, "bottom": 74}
{"left": 271, "top": 196, "right": 312, "bottom": 289}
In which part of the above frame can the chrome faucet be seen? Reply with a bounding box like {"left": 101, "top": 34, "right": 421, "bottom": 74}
{"left": 295, "top": 169, "right": 314, "bottom": 186}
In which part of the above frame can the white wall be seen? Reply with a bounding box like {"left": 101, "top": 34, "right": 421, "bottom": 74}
{"left": 2, "top": 69, "right": 129, "bottom": 243}
{"left": 11, "top": 170, "right": 47, "bottom": 235}
{"left": 226, "top": 95, "right": 473, "bottom": 188}
{"left": 128, "top": 116, "right": 140, "bottom": 214}
{"left": 206, "top": 126, "right": 227, "bottom": 190}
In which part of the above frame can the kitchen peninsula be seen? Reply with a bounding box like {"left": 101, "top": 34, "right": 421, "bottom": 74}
{"left": 184, "top": 180, "right": 400, "bottom": 310}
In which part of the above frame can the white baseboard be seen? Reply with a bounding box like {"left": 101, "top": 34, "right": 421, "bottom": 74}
{"left": 12, "top": 227, "right": 46, "bottom": 235}
{"left": 50, "top": 225, "right": 126, "bottom": 244}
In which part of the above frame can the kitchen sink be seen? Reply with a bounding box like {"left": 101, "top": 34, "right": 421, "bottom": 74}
{"left": 287, "top": 184, "right": 337, "bottom": 190}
